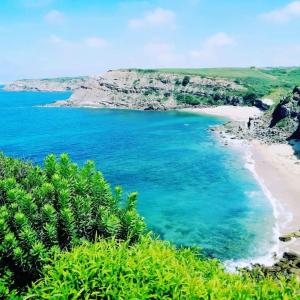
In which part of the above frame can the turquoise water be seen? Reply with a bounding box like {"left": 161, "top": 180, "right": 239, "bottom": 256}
{"left": 0, "top": 89, "right": 275, "bottom": 260}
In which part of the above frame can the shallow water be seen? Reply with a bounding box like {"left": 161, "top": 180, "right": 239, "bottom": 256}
{"left": 0, "top": 89, "right": 275, "bottom": 260}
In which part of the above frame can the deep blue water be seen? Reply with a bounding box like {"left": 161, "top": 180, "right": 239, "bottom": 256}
{"left": 0, "top": 89, "right": 275, "bottom": 260}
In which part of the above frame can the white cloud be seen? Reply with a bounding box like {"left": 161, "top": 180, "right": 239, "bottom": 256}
{"left": 260, "top": 1, "right": 300, "bottom": 22}
{"left": 143, "top": 42, "right": 184, "bottom": 65}
{"left": 49, "top": 35, "right": 109, "bottom": 50}
{"left": 44, "top": 10, "right": 65, "bottom": 25}
{"left": 84, "top": 37, "right": 109, "bottom": 49}
{"left": 189, "top": 32, "right": 236, "bottom": 65}
{"left": 129, "top": 8, "right": 176, "bottom": 29}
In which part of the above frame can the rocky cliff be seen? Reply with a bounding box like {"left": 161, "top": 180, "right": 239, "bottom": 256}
{"left": 220, "top": 87, "right": 300, "bottom": 143}
{"left": 5, "top": 70, "right": 253, "bottom": 110}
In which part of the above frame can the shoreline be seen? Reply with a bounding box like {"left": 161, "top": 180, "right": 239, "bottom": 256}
{"left": 251, "top": 142, "right": 300, "bottom": 254}
{"left": 180, "top": 106, "right": 263, "bottom": 122}
{"left": 182, "top": 106, "right": 300, "bottom": 259}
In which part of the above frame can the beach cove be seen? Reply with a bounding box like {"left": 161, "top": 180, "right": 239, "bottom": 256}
{"left": 0, "top": 89, "right": 278, "bottom": 262}
{"left": 182, "top": 106, "right": 300, "bottom": 259}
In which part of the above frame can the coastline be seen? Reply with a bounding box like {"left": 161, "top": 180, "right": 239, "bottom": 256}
{"left": 181, "top": 106, "right": 300, "bottom": 258}
{"left": 251, "top": 142, "right": 300, "bottom": 254}
{"left": 181, "top": 106, "right": 263, "bottom": 122}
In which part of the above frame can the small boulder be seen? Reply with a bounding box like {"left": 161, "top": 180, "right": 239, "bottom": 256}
{"left": 283, "top": 252, "right": 300, "bottom": 261}
{"left": 279, "top": 234, "right": 293, "bottom": 242}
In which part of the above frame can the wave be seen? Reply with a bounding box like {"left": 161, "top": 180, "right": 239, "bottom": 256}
{"left": 218, "top": 136, "right": 292, "bottom": 271}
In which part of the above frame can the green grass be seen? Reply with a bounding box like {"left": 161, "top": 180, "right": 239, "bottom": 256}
{"left": 26, "top": 237, "right": 300, "bottom": 300}
{"left": 158, "top": 67, "right": 277, "bottom": 79}
{"left": 132, "top": 67, "right": 300, "bottom": 99}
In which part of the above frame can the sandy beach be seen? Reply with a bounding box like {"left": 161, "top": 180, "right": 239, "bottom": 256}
{"left": 183, "top": 106, "right": 300, "bottom": 255}
{"left": 251, "top": 142, "right": 300, "bottom": 254}
{"left": 181, "top": 106, "right": 263, "bottom": 122}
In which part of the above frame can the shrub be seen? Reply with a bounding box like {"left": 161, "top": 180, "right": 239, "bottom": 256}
{"left": 26, "top": 237, "right": 300, "bottom": 299}
{"left": 0, "top": 153, "right": 145, "bottom": 293}
{"left": 243, "top": 92, "right": 257, "bottom": 105}
{"left": 176, "top": 93, "right": 215, "bottom": 106}
{"left": 182, "top": 75, "right": 190, "bottom": 86}
{"left": 176, "top": 93, "right": 201, "bottom": 105}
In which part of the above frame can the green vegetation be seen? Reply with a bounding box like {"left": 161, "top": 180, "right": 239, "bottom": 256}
{"left": 0, "top": 153, "right": 145, "bottom": 296}
{"left": 27, "top": 237, "right": 299, "bottom": 299}
{"left": 0, "top": 153, "right": 299, "bottom": 299}
{"left": 175, "top": 93, "right": 214, "bottom": 106}
{"left": 155, "top": 67, "right": 300, "bottom": 100}
{"left": 182, "top": 75, "right": 191, "bottom": 87}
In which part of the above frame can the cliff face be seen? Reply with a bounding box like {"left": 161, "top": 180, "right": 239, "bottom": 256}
{"left": 269, "top": 87, "right": 300, "bottom": 140}
{"left": 5, "top": 70, "right": 249, "bottom": 110}
{"left": 222, "top": 87, "right": 300, "bottom": 143}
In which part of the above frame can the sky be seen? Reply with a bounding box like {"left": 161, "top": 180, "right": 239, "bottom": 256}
{"left": 0, "top": 0, "right": 300, "bottom": 82}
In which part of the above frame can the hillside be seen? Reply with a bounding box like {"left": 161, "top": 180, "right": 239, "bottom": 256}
{"left": 222, "top": 86, "right": 300, "bottom": 144}
{"left": 132, "top": 67, "right": 300, "bottom": 103}
{"left": 5, "top": 67, "right": 300, "bottom": 111}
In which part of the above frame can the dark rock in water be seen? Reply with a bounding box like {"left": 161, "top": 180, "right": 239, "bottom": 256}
{"left": 242, "top": 250, "right": 300, "bottom": 280}
{"left": 283, "top": 252, "right": 300, "bottom": 261}
{"left": 279, "top": 235, "right": 293, "bottom": 242}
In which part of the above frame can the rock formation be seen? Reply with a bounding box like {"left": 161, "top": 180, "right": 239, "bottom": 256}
{"left": 5, "top": 77, "right": 87, "bottom": 92}
{"left": 220, "top": 87, "right": 300, "bottom": 143}
{"left": 5, "top": 70, "right": 251, "bottom": 110}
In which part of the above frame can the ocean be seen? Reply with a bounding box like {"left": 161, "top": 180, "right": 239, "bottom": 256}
{"left": 0, "top": 89, "right": 275, "bottom": 260}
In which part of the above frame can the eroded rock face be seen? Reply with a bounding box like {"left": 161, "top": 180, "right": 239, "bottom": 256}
{"left": 269, "top": 88, "right": 300, "bottom": 130}
{"left": 52, "top": 70, "right": 247, "bottom": 110}
{"left": 5, "top": 70, "right": 247, "bottom": 110}
{"left": 222, "top": 87, "right": 300, "bottom": 143}
{"left": 270, "top": 104, "right": 290, "bottom": 127}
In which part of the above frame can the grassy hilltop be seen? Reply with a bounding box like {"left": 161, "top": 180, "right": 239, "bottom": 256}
{"left": 133, "top": 67, "right": 300, "bottom": 104}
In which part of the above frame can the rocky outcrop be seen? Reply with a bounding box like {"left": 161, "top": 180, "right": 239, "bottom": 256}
{"left": 279, "top": 230, "right": 300, "bottom": 242}
{"left": 244, "top": 251, "right": 300, "bottom": 280}
{"left": 5, "top": 70, "right": 251, "bottom": 110}
{"left": 5, "top": 77, "right": 87, "bottom": 92}
{"left": 49, "top": 70, "right": 249, "bottom": 110}
{"left": 220, "top": 87, "right": 300, "bottom": 144}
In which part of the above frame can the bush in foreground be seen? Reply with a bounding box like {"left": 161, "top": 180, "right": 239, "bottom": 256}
{"left": 26, "top": 237, "right": 300, "bottom": 299}
{"left": 0, "top": 153, "right": 145, "bottom": 293}
{"left": 1, "top": 153, "right": 299, "bottom": 299}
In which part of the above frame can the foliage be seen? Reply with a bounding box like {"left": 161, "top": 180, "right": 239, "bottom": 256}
{"left": 0, "top": 153, "right": 145, "bottom": 294}
{"left": 175, "top": 93, "right": 214, "bottom": 106}
{"left": 182, "top": 75, "right": 190, "bottom": 87}
{"left": 157, "top": 67, "right": 300, "bottom": 99}
{"left": 1, "top": 153, "right": 300, "bottom": 299}
{"left": 242, "top": 92, "right": 257, "bottom": 105}
{"left": 26, "top": 237, "right": 300, "bottom": 299}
